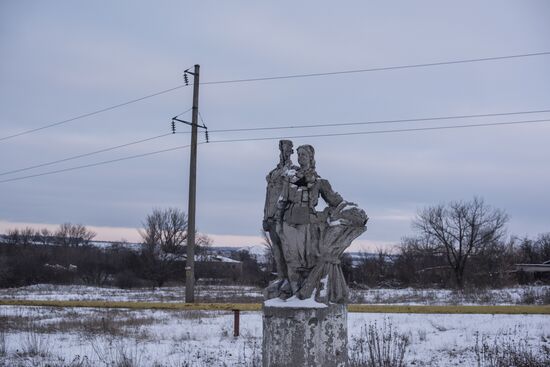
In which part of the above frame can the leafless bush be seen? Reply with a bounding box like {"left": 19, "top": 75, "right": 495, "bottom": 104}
{"left": 64, "top": 355, "right": 93, "bottom": 367}
{"left": 16, "top": 327, "right": 51, "bottom": 358}
{"left": 349, "top": 318, "right": 410, "bottom": 367}
{"left": 237, "top": 337, "right": 261, "bottom": 366}
{"left": 474, "top": 332, "right": 550, "bottom": 367}
{"left": 520, "top": 288, "right": 537, "bottom": 304}
{"left": 169, "top": 335, "right": 262, "bottom": 367}
{"left": 89, "top": 337, "right": 142, "bottom": 367}
{"left": 518, "top": 287, "right": 550, "bottom": 305}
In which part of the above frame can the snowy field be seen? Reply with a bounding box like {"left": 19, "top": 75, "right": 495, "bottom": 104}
{"left": 1, "top": 285, "right": 549, "bottom": 366}
{"left": 1, "top": 283, "right": 549, "bottom": 305}
{"left": 0, "top": 284, "right": 262, "bottom": 303}
{"left": 1, "top": 305, "right": 549, "bottom": 366}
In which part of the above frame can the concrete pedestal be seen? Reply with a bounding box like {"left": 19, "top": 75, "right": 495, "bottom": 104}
{"left": 262, "top": 303, "right": 348, "bottom": 367}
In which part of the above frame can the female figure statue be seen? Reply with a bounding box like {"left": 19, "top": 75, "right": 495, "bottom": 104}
{"left": 274, "top": 145, "right": 368, "bottom": 303}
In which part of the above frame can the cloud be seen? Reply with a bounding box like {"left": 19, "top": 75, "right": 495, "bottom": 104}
{"left": 1, "top": 1, "right": 550, "bottom": 250}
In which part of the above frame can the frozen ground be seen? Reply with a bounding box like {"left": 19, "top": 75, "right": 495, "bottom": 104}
{"left": 0, "top": 305, "right": 549, "bottom": 366}
{"left": 1, "top": 283, "right": 549, "bottom": 305}
{"left": 1, "top": 284, "right": 548, "bottom": 366}
{"left": 0, "top": 284, "right": 263, "bottom": 303}
{"left": 349, "top": 285, "right": 550, "bottom": 305}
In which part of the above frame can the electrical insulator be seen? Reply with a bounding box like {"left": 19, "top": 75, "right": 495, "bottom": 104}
{"left": 205, "top": 130, "right": 209, "bottom": 143}
{"left": 171, "top": 120, "right": 176, "bottom": 134}
{"left": 184, "top": 73, "right": 189, "bottom": 86}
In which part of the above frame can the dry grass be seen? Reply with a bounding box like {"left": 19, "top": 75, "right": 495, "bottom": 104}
{"left": 347, "top": 304, "right": 550, "bottom": 314}
{"left": 474, "top": 332, "right": 550, "bottom": 367}
{"left": 20, "top": 330, "right": 50, "bottom": 358}
{"left": 349, "top": 318, "right": 410, "bottom": 367}
{"left": 0, "top": 308, "right": 158, "bottom": 340}
{"left": 88, "top": 336, "right": 143, "bottom": 367}
{"left": 11, "top": 325, "right": 51, "bottom": 361}
{"left": 168, "top": 336, "right": 262, "bottom": 367}
{"left": 0, "top": 330, "right": 6, "bottom": 357}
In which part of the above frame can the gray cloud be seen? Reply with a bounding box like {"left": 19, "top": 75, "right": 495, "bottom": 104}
{"left": 1, "top": 1, "right": 550, "bottom": 247}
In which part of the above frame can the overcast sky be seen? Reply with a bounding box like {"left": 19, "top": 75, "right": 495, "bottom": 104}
{"left": 1, "top": 1, "right": 549, "bottom": 250}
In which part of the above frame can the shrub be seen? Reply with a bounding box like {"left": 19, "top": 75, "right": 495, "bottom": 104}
{"left": 17, "top": 328, "right": 50, "bottom": 358}
{"left": 349, "top": 318, "right": 410, "bottom": 367}
{"left": 474, "top": 332, "right": 550, "bottom": 367}
{"left": 114, "top": 270, "right": 140, "bottom": 289}
{"left": 0, "top": 331, "right": 6, "bottom": 357}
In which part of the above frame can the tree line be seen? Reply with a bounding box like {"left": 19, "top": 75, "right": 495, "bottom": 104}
{"left": 1, "top": 199, "right": 549, "bottom": 289}
{"left": 0, "top": 208, "right": 266, "bottom": 288}
{"left": 340, "top": 197, "right": 550, "bottom": 289}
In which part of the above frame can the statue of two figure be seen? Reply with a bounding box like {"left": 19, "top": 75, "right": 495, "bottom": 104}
{"left": 263, "top": 140, "right": 368, "bottom": 304}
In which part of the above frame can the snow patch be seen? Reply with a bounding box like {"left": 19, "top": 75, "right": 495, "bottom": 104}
{"left": 264, "top": 290, "right": 327, "bottom": 308}
{"left": 329, "top": 219, "right": 345, "bottom": 226}
{"left": 319, "top": 275, "right": 329, "bottom": 298}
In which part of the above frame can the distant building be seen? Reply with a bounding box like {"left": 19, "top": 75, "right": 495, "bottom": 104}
{"left": 185, "top": 254, "right": 243, "bottom": 280}
{"left": 515, "top": 260, "right": 550, "bottom": 273}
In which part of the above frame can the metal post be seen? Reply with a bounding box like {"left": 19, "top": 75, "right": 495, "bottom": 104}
{"left": 233, "top": 309, "right": 240, "bottom": 337}
{"left": 185, "top": 64, "right": 200, "bottom": 303}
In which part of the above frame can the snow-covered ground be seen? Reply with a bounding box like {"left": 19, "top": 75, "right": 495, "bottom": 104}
{"left": 1, "top": 284, "right": 548, "bottom": 305}
{"left": 0, "top": 284, "right": 263, "bottom": 303}
{"left": 1, "top": 284, "right": 548, "bottom": 366}
{"left": 0, "top": 305, "right": 548, "bottom": 366}
{"left": 349, "top": 285, "right": 550, "bottom": 305}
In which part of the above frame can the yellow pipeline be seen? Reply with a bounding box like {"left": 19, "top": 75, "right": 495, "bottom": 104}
{"left": 0, "top": 299, "right": 548, "bottom": 314}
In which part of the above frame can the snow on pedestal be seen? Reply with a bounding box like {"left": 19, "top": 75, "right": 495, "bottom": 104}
{"left": 262, "top": 296, "right": 348, "bottom": 367}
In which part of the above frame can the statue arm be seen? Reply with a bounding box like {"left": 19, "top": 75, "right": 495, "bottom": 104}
{"left": 319, "top": 179, "right": 343, "bottom": 208}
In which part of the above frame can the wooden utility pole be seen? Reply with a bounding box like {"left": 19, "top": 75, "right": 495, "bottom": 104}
{"left": 185, "top": 64, "right": 200, "bottom": 303}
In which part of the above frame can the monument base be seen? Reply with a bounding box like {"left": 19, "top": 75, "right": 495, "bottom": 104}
{"left": 262, "top": 301, "right": 348, "bottom": 367}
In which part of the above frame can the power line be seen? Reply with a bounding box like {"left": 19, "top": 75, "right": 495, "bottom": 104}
{"left": 7, "top": 107, "right": 547, "bottom": 177}
{"left": 174, "top": 107, "right": 194, "bottom": 118}
{"left": 0, "top": 144, "right": 192, "bottom": 184}
{"left": 205, "top": 118, "right": 550, "bottom": 144}
{"left": 0, "top": 133, "right": 172, "bottom": 176}
{"left": 0, "top": 85, "right": 188, "bottom": 143}
{"left": 3, "top": 109, "right": 549, "bottom": 178}
{"left": 1, "top": 118, "right": 548, "bottom": 184}
{"left": 1, "top": 50, "right": 549, "bottom": 143}
{"left": 191, "top": 108, "right": 550, "bottom": 134}
{"left": 198, "top": 111, "right": 207, "bottom": 128}
{"left": 200, "top": 51, "right": 550, "bottom": 86}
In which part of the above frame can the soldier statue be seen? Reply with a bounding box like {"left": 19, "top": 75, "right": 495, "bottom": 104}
{"left": 263, "top": 141, "right": 368, "bottom": 304}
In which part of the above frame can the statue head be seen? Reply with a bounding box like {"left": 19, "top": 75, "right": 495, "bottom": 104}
{"left": 278, "top": 140, "right": 294, "bottom": 164}
{"left": 297, "top": 144, "right": 315, "bottom": 170}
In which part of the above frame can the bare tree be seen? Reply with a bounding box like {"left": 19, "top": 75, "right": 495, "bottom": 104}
{"left": 19, "top": 227, "right": 35, "bottom": 245}
{"left": 194, "top": 233, "right": 213, "bottom": 260}
{"left": 34, "top": 228, "right": 52, "bottom": 246}
{"left": 139, "top": 208, "right": 211, "bottom": 287}
{"left": 2, "top": 228, "right": 34, "bottom": 245}
{"left": 413, "top": 197, "right": 508, "bottom": 288}
{"left": 5, "top": 229, "right": 20, "bottom": 245}
{"left": 535, "top": 233, "right": 550, "bottom": 262}
{"left": 54, "top": 223, "right": 96, "bottom": 247}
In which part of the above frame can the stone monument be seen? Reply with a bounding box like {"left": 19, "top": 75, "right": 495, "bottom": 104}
{"left": 262, "top": 142, "right": 368, "bottom": 367}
